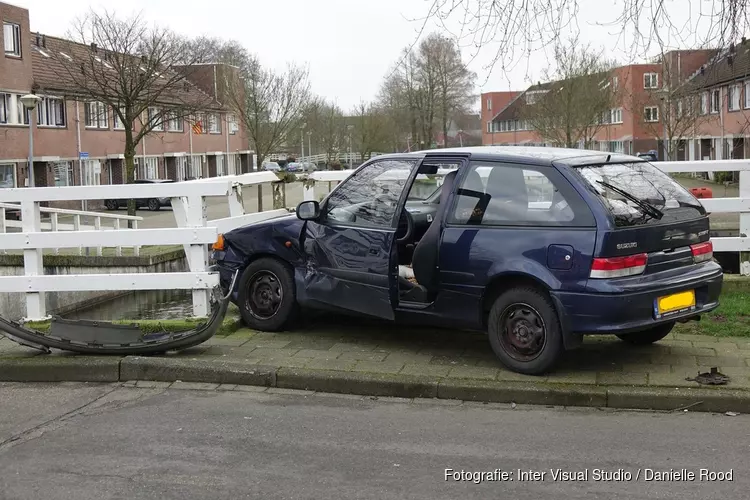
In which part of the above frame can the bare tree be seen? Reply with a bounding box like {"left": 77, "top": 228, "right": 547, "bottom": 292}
{"left": 351, "top": 101, "right": 390, "bottom": 160}
{"left": 523, "top": 40, "right": 620, "bottom": 147}
{"left": 224, "top": 57, "right": 311, "bottom": 172}
{"left": 420, "top": 0, "right": 750, "bottom": 80}
{"left": 48, "top": 9, "right": 214, "bottom": 218}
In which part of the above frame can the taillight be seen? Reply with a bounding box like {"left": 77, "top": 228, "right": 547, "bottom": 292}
{"left": 590, "top": 253, "right": 648, "bottom": 279}
{"left": 690, "top": 241, "right": 713, "bottom": 263}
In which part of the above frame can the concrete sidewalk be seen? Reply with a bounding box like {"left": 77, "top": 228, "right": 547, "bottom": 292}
{"left": 2, "top": 316, "right": 750, "bottom": 412}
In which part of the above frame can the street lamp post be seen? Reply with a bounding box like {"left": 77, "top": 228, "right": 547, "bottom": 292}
{"left": 20, "top": 94, "right": 42, "bottom": 187}
{"left": 307, "top": 131, "right": 312, "bottom": 162}
{"left": 458, "top": 129, "right": 464, "bottom": 147}
{"left": 300, "top": 122, "right": 306, "bottom": 161}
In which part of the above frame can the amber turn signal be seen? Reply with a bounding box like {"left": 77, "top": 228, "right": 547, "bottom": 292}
{"left": 212, "top": 234, "right": 225, "bottom": 251}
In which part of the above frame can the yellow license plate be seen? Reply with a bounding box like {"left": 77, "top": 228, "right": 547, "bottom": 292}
{"left": 655, "top": 290, "right": 696, "bottom": 317}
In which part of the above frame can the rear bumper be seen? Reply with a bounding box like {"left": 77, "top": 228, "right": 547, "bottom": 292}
{"left": 553, "top": 263, "right": 723, "bottom": 335}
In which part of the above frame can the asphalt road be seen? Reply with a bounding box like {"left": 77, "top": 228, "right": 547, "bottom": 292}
{"left": 0, "top": 383, "right": 747, "bottom": 500}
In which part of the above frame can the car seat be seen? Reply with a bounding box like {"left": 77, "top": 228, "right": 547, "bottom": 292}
{"left": 483, "top": 166, "right": 528, "bottom": 223}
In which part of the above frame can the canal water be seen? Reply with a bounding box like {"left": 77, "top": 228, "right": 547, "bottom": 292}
{"left": 66, "top": 290, "right": 194, "bottom": 321}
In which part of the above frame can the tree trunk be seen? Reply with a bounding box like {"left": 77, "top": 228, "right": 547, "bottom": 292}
{"left": 256, "top": 153, "right": 265, "bottom": 212}
{"left": 124, "top": 136, "right": 137, "bottom": 227}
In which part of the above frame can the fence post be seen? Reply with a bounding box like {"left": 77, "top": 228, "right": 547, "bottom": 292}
{"left": 94, "top": 216, "right": 102, "bottom": 256}
{"left": 74, "top": 215, "right": 82, "bottom": 255}
{"left": 185, "top": 194, "right": 210, "bottom": 317}
{"left": 1, "top": 207, "right": 6, "bottom": 254}
{"left": 228, "top": 184, "right": 244, "bottom": 217}
{"left": 21, "top": 200, "right": 45, "bottom": 320}
{"left": 113, "top": 219, "right": 122, "bottom": 256}
{"left": 740, "top": 169, "right": 750, "bottom": 275}
{"left": 303, "top": 178, "right": 316, "bottom": 201}
{"left": 132, "top": 219, "right": 140, "bottom": 256}
{"left": 50, "top": 213, "right": 59, "bottom": 255}
{"left": 272, "top": 181, "right": 285, "bottom": 209}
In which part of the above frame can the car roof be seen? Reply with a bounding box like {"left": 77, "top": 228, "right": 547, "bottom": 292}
{"left": 135, "top": 179, "right": 174, "bottom": 183}
{"left": 374, "top": 146, "right": 642, "bottom": 167}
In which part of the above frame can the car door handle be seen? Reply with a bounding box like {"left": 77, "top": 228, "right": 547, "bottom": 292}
{"left": 369, "top": 246, "right": 379, "bottom": 255}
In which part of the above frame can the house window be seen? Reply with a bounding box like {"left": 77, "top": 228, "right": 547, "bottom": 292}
{"left": 166, "top": 112, "right": 183, "bottom": 132}
{"left": 710, "top": 89, "right": 720, "bottom": 113}
{"left": 613, "top": 76, "right": 619, "bottom": 89}
{"left": 136, "top": 157, "right": 159, "bottom": 180}
{"left": 0, "top": 92, "right": 32, "bottom": 125}
{"left": 700, "top": 92, "right": 708, "bottom": 115}
{"left": 0, "top": 163, "right": 15, "bottom": 188}
{"left": 486, "top": 121, "right": 492, "bottom": 133}
{"left": 729, "top": 84, "right": 741, "bottom": 111}
{"left": 147, "top": 107, "right": 163, "bottom": 131}
{"left": 228, "top": 114, "right": 238, "bottom": 134}
{"left": 208, "top": 113, "right": 221, "bottom": 133}
{"left": 36, "top": 97, "right": 66, "bottom": 127}
{"left": 526, "top": 93, "right": 538, "bottom": 104}
{"left": 486, "top": 98, "right": 492, "bottom": 111}
{"left": 745, "top": 82, "right": 750, "bottom": 109}
{"left": 84, "top": 101, "right": 108, "bottom": 128}
{"left": 53, "top": 161, "right": 73, "bottom": 187}
{"left": 0, "top": 93, "right": 8, "bottom": 124}
{"left": 14, "top": 95, "right": 29, "bottom": 124}
{"left": 644, "top": 72, "right": 659, "bottom": 89}
{"left": 676, "top": 99, "right": 684, "bottom": 118}
{"left": 81, "top": 159, "right": 101, "bottom": 186}
{"left": 113, "top": 107, "right": 125, "bottom": 130}
{"left": 644, "top": 106, "right": 659, "bottom": 122}
{"left": 3, "top": 22, "right": 21, "bottom": 57}
{"left": 611, "top": 108, "right": 623, "bottom": 124}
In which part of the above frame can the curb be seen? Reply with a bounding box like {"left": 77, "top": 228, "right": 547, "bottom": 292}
{"left": 4, "top": 355, "right": 750, "bottom": 413}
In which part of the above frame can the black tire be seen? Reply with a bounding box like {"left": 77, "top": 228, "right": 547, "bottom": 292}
{"left": 487, "top": 287, "right": 564, "bottom": 375}
{"left": 148, "top": 198, "right": 160, "bottom": 211}
{"left": 105, "top": 200, "right": 118, "bottom": 210}
{"left": 616, "top": 322, "right": 674, "bottom": 345}
{"left": 237, "top": 257, "right": 297, "bottom": 331}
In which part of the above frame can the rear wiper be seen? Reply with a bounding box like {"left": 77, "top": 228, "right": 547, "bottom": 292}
{"left": 596, "top": 180, "right": 664, "bottom": 220}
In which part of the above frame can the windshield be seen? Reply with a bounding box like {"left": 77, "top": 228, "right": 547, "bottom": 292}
{"left": 407, "top": 165, "right": 460, "bottom": 201}
{"left": 574, "top": 161, "right": 704, "bottom": 226}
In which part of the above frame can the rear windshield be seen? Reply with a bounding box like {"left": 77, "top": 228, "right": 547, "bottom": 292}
{"left": 573, "top": 161, "right": 705, "bottom": 227}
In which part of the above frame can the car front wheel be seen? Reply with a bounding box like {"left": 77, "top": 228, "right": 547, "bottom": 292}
{"left": 487, "top": 287, "right": 564, "bottom": 375}
{"left": 237, "top": 257, "right": 298, "bottom": 331}
{"left": 148, "top": 198, "right": 160, "bottom": 211}
{"left": 105, "top": 200, "right": 118, "bottom": 210}
{"left": 616, "top": 322, "right": 674, "bottom": 345}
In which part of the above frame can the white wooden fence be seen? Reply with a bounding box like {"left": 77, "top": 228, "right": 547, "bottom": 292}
{"left": 0, "top": 171, "right": 285, "bottom": 321}
{"left": 0, "top": 202, "right": 143, "bottom": 256}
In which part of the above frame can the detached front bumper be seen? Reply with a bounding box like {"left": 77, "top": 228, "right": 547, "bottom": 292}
{"left": 210, "top": 250, "right": 243, "bottom": 303}
{"left": 553, "top": 263, "right": 723, "bottom": 335}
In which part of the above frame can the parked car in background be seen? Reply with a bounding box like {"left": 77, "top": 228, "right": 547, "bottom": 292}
{"left": 103, "top": 179, "right": 175, "bottom": 211}
{"left": 211, "top": 146, "right": 722, "bottom": 375}
{"left": 302, "top": 162, "right": 318, "bottom": 172}
{"left": 286, "top": 162, "right": 302, "bottom": 172}
{"left": 263, "top": 162, "right": 281, "bottom": 172}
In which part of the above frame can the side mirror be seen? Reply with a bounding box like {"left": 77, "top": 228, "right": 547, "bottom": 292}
{"left": 296, "top": 200, "right": 320, "bottom": 221}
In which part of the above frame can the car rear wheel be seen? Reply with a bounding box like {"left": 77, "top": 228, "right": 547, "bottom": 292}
{"left": 148, "top": 198, "right": 160, "bottom": 211}
{"left": 487, "top": 287, "right": 564, "bottom": 375}
{"left": 105, "top": 200, "right": 118, "bottom": 210}
{"left": 616, "top": 322, "right": 674, "bottom": 345}
{"left": 237, "top": 257, "right": 297, "bottom": 331}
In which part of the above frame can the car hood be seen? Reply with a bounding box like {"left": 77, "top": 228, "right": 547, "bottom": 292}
{"left": 224, "top": 213, "right": 303, "bottom": 244}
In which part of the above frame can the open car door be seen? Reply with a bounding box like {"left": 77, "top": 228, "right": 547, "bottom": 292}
{"left": 299, "top": 157, "right": 422, "bottom": 320}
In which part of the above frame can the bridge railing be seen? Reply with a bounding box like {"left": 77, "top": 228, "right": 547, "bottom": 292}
{"left": 0, "top": 202, "right": 143, "bottom": 256}
{"left": 0, "top": 171, "right": 288, "bottom": 321}
{"left": 301, "top": 160, "right": 750, "bottom": 274}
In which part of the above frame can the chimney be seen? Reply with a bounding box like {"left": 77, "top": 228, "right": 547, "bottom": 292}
{"left": 90, "top": 42, "right": 97, "bottom": 52}
{"left": 729, "top": 55, "right": 734, "bottom": 66}
{"left": 743, "top": 36, "right": 747, "bottom": 45}
{"left": 35, "top": 33, "right": 40, "bottom": 46}
{"left": 41, "top": 35, "right": 46, "bottom": 48}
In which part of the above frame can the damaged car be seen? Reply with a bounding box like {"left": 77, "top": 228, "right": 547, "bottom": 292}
{"left": 211, "top": 147, "right": 723, "bottom": 374}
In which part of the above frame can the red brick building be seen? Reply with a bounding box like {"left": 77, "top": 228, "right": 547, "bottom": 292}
{"left": 481, "top": 50, "right": 717, "bottom": 158}
{"left": 0, "top": 1, "right": 252, "bottom": 192}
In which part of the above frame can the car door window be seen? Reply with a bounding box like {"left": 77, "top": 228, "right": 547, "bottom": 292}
{"left": 447, "top": 161, "right": 594, "bottom": 227}
{"left": 324, "top": 159, "right": 417, "bottom": 228}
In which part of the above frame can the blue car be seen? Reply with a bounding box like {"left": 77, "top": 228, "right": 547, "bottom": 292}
{"left": 211, "top": 147, "right": 722, "bottom": 374}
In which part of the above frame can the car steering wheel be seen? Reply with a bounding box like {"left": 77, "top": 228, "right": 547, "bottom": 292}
{"left": 396, "top": 209, "right": 414, "bottom": 244}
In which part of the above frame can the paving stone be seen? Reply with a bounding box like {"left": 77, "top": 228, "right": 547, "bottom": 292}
{"left": 243, "top": 340, "right": 293, "bottom": 349}
{"left": 245, "top": 347, "right": 299, "bottom": 358}
{"left": 217, "top": 384, "right": 238, "bottom": 391}
{"left": 293, "top": 349, "right": 341, "bottom": 359}
{"left": 400, "top": 364, "right": 452, "bottom": 377}
{"left": 260, "top": 357, "right": 310, "bottom": 369}
{"left": 648, "top": 372, "right": 703, "bottom": 388}
{"left": 673, "top": 334, "right": 719, "bottom": 342}
{"left": 135, "top": 380, "right": 172, "bottom": 389}
{"left": 547, "top": 371, "right": 598, "bottom": 385}
{"left": 170, "top": 381, "right": 220, "bottom": 391}
{"left": 650, "top": 354, "right": 697, "bottom": 366}
{"left": 412, "top": 397, "right": 463, "bottom": 406}
{"left": 697, "top": 355, "right": 747, "bottom": 367}
{"left": 337, "top": 351, "right": 389, "bottom": 362}
{"left": 232, "top": 385, "right": 269, "bottom": 393}
{"left": 352, "top": 361, "right": 405, "bottom": 375}
{"left": 429, "top": 356, "right": 480, "bottom": 367}
{"left": 304, "top": 358, "right": 358, "bottom": 371}
{"left": 266, "top": 387, "right": 315, "bottom": 396}
{"left": 328, "top": 342, "right": 377, "bottom": 352}
{"left": 496, "top": 370, "right": 542, "bottom": 382}
{"left": 446, "top": 366, "right": 499, "bottom": 381}
{"left": 672, "top": 346, "right": 717, "bottom": 356}
{"left": 383, "top": 352, "right": 434, "bottom": 364}
{"left": 596, "top": 372, "right": 648, "bottom": 386}
{"left": 621, "top": 363, "right": 672, "bottom": 374}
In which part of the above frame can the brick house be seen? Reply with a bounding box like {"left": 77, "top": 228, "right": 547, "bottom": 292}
{"left": 480, "top": 50, "right": 717, "bottom": 158}
{"left": 0, "top": 1, "right": 252, "bottom": 195}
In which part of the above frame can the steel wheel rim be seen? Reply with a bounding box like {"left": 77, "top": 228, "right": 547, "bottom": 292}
{"left": 246, "top": 271, "right": 283, "bottom": 320}
{"left": 149, "top": 199, "right": 159, "bottom": 210}
{"left": 498, "top": 303, "right": 546, "bottom": 362}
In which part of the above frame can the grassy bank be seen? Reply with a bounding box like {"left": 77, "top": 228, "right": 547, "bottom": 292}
{"left": 674, "top": 277, "right": 750, "bottom": 337}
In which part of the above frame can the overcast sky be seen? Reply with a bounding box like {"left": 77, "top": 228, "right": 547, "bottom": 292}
{"left": 13, "top": 0, "right": 710, "bottom": 112}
